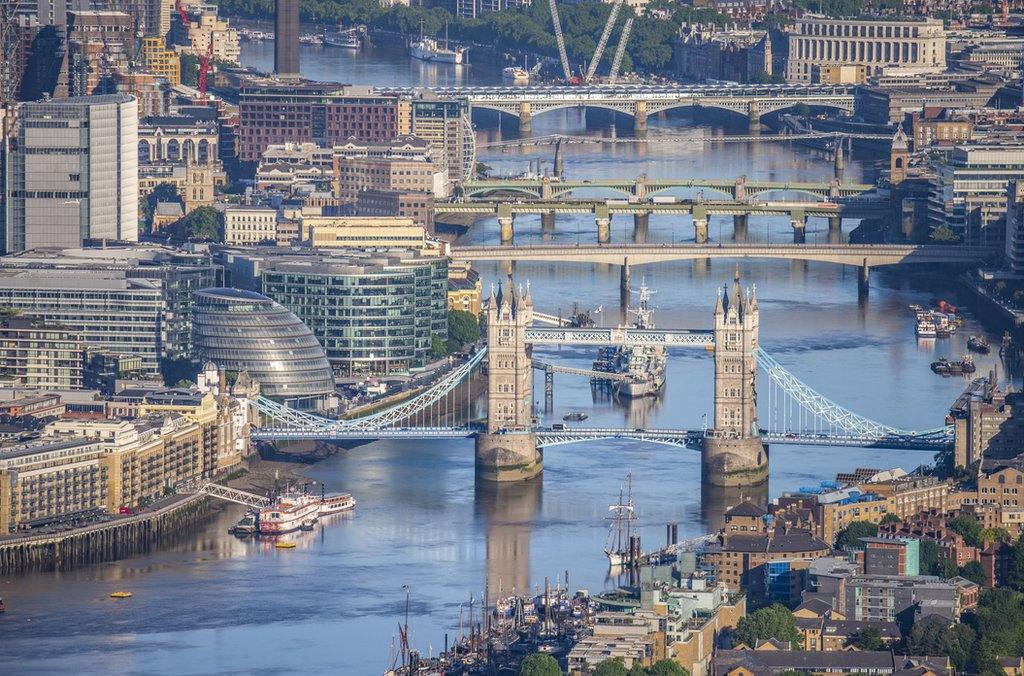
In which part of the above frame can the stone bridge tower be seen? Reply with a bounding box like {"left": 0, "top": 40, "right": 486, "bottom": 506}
{"left": 476, "top": 280, "right": 542, "bottom": 482}
{"left": 702, "top": 267, "right": 768, "bottom": 487}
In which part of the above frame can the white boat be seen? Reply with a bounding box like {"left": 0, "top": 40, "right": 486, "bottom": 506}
{"left": 503, "top": 66, "right": 530, "bottom": 84}
{"left": 324, "top": 28, "right": 359, "bottom": 49}
{"left": 319, "top": 492, "right": 356, "bottom": 515}
{"left": 600, "top": 283, "right": 667, "bottom": 399}
{"left": 258, "top": 492, "right": 322, "bottom": 535}
{"left": 410, "top": 20, "right": 465, "bottom": 64}
{"left": 604, "top": 473, "right": 637, "bottom": 567}
{"left": 916, "top": 319, "right": 937, "bottom": 338}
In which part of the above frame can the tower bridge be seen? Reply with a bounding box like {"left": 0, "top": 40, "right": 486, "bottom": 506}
{"left": 380, "top": 83, "right": 856, "bottom": 133}
{"left": 252, "top": 270, "right": 953, "bottom": 489}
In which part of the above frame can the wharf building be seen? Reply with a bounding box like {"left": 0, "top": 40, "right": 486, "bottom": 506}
{"left": 237, "top": 81, "right": 409, "bottom": 162}
{"left": 3, "top": 94, "right": 138, "bottom": 255}
{"left": 191, "top": 288, "right": 336, "bottom": 411}
{"left": 0, "top": 383, "right": 250, "bottom": 535}
{"left": 216, "top": 247, "right": 448, "bottom": 376}
{"left": 785, "top": 16, "right": 946, "bottom": 83}
{"left": 0, "top": 246, "right": 218, "bottom": 375}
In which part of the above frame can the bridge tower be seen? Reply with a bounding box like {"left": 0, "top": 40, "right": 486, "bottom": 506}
{"left": 702, "top": 267, "right": 768, "bottom": 488}
{"left": 476, "top": 281, "right": 542, "bottom": 482}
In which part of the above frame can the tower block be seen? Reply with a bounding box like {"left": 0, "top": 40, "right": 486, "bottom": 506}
{"left": 476, "top": 281, "right": 542, "bottom": 482}
{"left": 702, "top": 268, "right": 768, "bottom": 487}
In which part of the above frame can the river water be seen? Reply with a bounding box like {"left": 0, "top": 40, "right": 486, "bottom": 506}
{"left": 0, "top": 42, "right": 1008, "bottom": 675}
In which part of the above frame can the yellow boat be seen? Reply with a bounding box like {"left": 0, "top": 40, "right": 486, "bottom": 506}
{"left": 274, "top": 542, "right": 296, "bottom": 549}
{"left": 110, "top": 591, "right": 133, "bottom": 599}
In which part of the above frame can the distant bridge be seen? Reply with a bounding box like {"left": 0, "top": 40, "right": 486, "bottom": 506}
{"left": 382, "top": 83, "right": 856, "bottom": 131}
{"left": 476, "top": 132, "right": 892, "bottom": 150}
{"left": 450, "top": 243, "right": 998, "bottom": 269}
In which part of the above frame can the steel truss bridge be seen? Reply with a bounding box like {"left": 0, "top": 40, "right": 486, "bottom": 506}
{"left": 252, "top": 338, "right": 953, "bottom": 453}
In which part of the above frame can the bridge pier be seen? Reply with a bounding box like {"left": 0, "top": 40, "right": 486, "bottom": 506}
{"left": 747, "top": 110, "right": 762, "bottom": 134}
{"left": 499, "top": 215, "right": 515, "bottom": 244}
{"left": 694, "top": 217, "right": 709, "bottom": 244}
{"left": 475, "top": 432, "right": 543, "bottom": 482}
{"left": 620, "top": 256, "right": 631, "bottom": 305}
{"left": 633, "top": 213, "right": 649, "bottom": 242}
{"left": 702, "top": 436, "right": 769, "bottom": 488}
{"left": 858, "top": 259, "right": 870, "bottom": 295}
{"left": 732, "top": 214, "right": 748, "bottom": 242}
{"left": 596, "top": 205, "right": 612, "bottom": 244}
{"left": 541, "top": 211, "right": 556, "bottom": 234}
{"left": 828, "top": 216, "right": 843, "bottom": 244}
{"left": 634, "top": 100, "right": 649, "bottom": 135}
{"left": 519, "top": 101, "right": 532, "bottom": 134}
{"left": 791, "top": 213, "right": 806, "bottom": 244}
{"left": 834, "top": 142, "right": 846, "bottom": 182}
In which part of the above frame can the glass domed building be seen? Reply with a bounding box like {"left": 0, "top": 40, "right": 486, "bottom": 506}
{"left": 192, "top": 288, "right": 335, "bottom": 410}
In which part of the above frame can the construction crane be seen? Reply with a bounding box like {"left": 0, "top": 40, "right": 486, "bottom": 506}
{"left": 584, "top": 0, "right": 623, "bottom": 83}
{"left": 198, "top": 38, "right": 212, "bottom": 101}
{"left": 547, "top": 0, "right": 573, "bottom": 83}
{"left": 608, "top": 16, "right": 633, "bottom": 83}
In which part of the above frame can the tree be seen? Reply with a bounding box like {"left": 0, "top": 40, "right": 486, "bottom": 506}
{"left": 959, "top": 560, "right": 986, "bottom": 586}
{"left": 733, "top": 604, "right": 802, "bottom": 649}
{"left": 448, "top": 310, "right": 480, "bottom": 347}
{"left": 834, "top": 520, "right": 877, "bottom": 549}
{"left": 855, "top": 626, "right": 885, "bottom": 651}
{"left": 930, "top": 224, "right": 960, "bottom": 243}
{"left": 980, "top": 527, "right": 1011, "bottom": 546}
{"left": 950, "top": 514, "right": 983, "bottom": 548}
{"left": 648, "top": 660, "right": 689, "bottom": 676}
{"left": 935, "top": 557, "right": 959, "bottom": 579}
{"left": 176, "top": 206, "right": 222, "bottom": 241}
{"left": 627, "top": 664, "right": 648, "bottom": 676}
{"left": 1007, "top": 535, "right": 1024, "bottom": 591}
{"left": 879, "top": 513, "right": 901, "bottom": 526}
{"left": 593, "top": 659, "right": 628, "bottom": 676}
{"left": 920, "top": 538, "right": 941, "bottom": 576}
{"left": 519, "top": 653, "right": 562, "bottom": 676}
{"left": 431, "top": 333, "right": 450, "bottom": 358}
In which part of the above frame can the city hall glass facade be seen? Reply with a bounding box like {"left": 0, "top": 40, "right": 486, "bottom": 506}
{"left": 260, "top": 253, "right": 448, "bottom": 375}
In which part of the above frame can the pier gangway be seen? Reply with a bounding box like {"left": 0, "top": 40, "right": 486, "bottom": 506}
{"left": 184, "top": 482, "right": 271, "bottom": 509}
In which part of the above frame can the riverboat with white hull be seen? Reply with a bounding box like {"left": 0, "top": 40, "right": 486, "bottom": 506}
{"left": 258, "top": 491, "right": 356, "bottom": 534}
{"left": 410, "top": 20, "right": 465, "bottom": 64}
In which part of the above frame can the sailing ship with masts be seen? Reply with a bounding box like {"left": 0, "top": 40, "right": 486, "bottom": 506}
{"left": 604, "top": 473, "right": 638, "bottom": 567}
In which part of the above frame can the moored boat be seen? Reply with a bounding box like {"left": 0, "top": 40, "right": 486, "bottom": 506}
{"left": 605, "top": 473, "right": 637, "bottom": 568}
{"left": 502, "top": 66, "right": 530, "bottom": 84}
{"left": 259, "top": 492, "right": 322, "bottom": 535}
{"left": 299, "top": 519, "right": 316, "bottom": 531}
{"left": 931, "top": 356, "right": 975, "bottom": 375}
{"left": 110, "top": 591, "right": 132, "bottom": 599}
{"left": 563, "top": 411, "right": 588, "bottom": 422}
{"left": 319, "top": 492, "right": 356, "bottom": 516}
{"left": 229, "top": 511, "right": 258, "bottom": 536}
{"left": 324, "top": 27, "right": 360, "bottom": 49}
{"left": 916, "top": 319, "right": 936, "bottom": 338}
{"left": 410, "top": 20, "right": 465, "bottom": 64}
{"left": 967, "top": 335, "right": 990, "bottom": 353}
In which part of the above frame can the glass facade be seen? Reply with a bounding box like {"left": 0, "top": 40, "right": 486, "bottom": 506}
{"left": 192, "top": 288, "right": 336, "bottom": 409}
{"left": 260, "top": 253, "right": 448, "bottom": 375}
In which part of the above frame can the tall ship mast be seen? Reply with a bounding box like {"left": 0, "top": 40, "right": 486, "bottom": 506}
{"left": 604, "top": 473, "right": 637, "bottom": 567}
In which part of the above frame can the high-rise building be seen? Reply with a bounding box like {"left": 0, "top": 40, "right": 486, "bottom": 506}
{"left": 3, "top": 94, "right": 138, "bottom": 254}
{"left": 274, "top": 0, "right": 300, "bottom": 77}
{"left": 410, "top": 96, "right": 475, "bottom": 184}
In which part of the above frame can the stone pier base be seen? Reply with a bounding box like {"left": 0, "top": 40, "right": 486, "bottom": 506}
{"left": 475, "top": 431, "right": 543, "bottom": 482}
{"left": 701, "top": 436, "right": 768, "bottom": 487}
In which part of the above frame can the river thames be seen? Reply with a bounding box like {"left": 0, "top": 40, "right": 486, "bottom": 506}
{"left": 0, "top": 40, "right": 1008, "bottom": 675}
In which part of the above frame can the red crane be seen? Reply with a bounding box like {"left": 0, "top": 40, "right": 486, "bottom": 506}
{"left": 198, "top": 38, "right": 212, "bottom": 101}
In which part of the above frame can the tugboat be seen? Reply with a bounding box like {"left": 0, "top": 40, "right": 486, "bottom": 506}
{"left": 229, "top": 511, "right": 258, "bottom": 537}
{"left": 563, "top": 411, "right": 588, "bottom": 422}
{"left": 604, "top": 473, "right": 637, "bottom": 567}
{"left": 968, "top": 335, "right": 991, "bottom": 353}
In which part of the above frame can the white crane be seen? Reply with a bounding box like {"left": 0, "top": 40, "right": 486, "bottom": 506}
{"left": 584, "top": 0, "right": 624, "bottom": 83}
{"left": 608, "top": 16, "right": 633, "bottom": 83}
{"left": 548, "top": 0, "right": 573, "bottom": 82}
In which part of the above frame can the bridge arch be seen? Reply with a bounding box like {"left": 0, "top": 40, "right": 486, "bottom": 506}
{"left": 470, "top": 101, "right": 637, "bottom": 123}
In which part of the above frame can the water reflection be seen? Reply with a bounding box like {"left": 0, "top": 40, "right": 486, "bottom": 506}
{"left": 475, "top": 476, "right": 542, "bottom": 598}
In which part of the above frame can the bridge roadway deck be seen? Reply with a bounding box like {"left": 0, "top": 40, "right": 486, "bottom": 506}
{"left": 250, "top": 426, "right": 947, "bottom": 450}
{"left": 437, "top": 200, "right": 844, "bottom": 218}
{"left": 451, "top": 243, "right": 997, "bottom": 268}
{"left": 460, "top": 178, "right": 875, "bottom": 199}
{"left": 526, "top": 326, "right": 715, "bottom": 347}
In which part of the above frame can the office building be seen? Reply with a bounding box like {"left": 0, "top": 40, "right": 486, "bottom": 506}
{"left": 4, "top": 94, "right": 138, "bottom": 254}
{"left": 355, "top": 189, "right": 435, "bottom": 232}
{"left": 300, "top": 216, "right": 435, "bottom": 252}
{"left": 0, "top": 246, "right": 217, "bottom": 373}
{"left": 238, "top": 81, "right": 406, "bottom": 161}
{"left": 786, "top": 16, "right": 946, "bottom": 83}
{"left": 332, "top": 135, "right": 448, "bottom": 200}
{"left": 410, "top": 96, "right": 474, "bottom": 185}
{"left": 219, "top": 248, "right": 448, "bottom": 375}
{"left": 929, "top": 143, "right": 1024, "bottom": 246}
{"left": 182, "top": 6, "right": 239, "bottom": 63}
{"left": 1006, "top": 180, "right": 1024, "bottom": 275}
{"left": 192, "top": 288, "right": 336, "bottom": 410}
{"left": 223, "top": 206, "right": 278, "bottom": 244}
{"left": 674, "top": 26, "right": 772, "bottom": 83}
{"left": 139, "top": 36, "right": 182, "bottom": 86}
{"left": 274, "top": 0, "right": 299, "bottom": 77}
{"left": 66, "top": 10, "right": 135, "bottom": 96}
